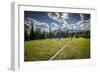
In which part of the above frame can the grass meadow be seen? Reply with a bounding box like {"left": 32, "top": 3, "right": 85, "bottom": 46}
{"left": 24, "top": 38, "right": 90, "bottom": 61}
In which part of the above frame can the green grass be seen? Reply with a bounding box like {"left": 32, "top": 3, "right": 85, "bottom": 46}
{"left": 24, "top": 38, "right": 90, "bottom": 61}
{"left": 24, "top": 38, "right": 68, "bottom": 61}
{"left": 54, "top": 38, "right": 90, "bottom": 60}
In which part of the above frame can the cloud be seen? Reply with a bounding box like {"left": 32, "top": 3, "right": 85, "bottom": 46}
{"left": 76, "top": 19, "right": 90, "bottom": 31}
{"left": 72, "top": 24, "right": 79, "bottom": 30}
{"left": 62, "top": 14, "right": 90, "bottom": 31}
{"left": 48, "top": 12, "right": 62, "bottom": 22}
{"left": 25, "top": 18, "right": 32, "bottom": 24}
{"left": 60, "top": 13, "right": 68, "bottom": 19}
{"left": 76, "top": 21, "right": 82, "bottom": 26}
{"left": 74, "top": 14, "right": 90, "bottom": 31}
{"left": 62, "top": 24, "right": 70, "bottom": 31}
{"left": 48, "top": 12, "right": 69, "bottom": 31}
{"left": 80, "top": 14, "right": 90, "bottom": 31}
{"left": 24, "top": 17, "right": 49, "bottom": 32}
{"left": 80, "top": 14, "right": 84, "bottom": 22}
{"left": 80, "top": 20, "right": 90, "bottom": 31}
{"left": 62, "top": 23, "right": 67, "bottom": 28}
{"left": 67, "top": 24, "right": 72, "bottom": 30}
{"left": 40, "top": 23, "right": 49, "bottom": 28}
{"left": 51, "top": 23, "right": 58, "bottom": 31}
{"left": 39, "top": 23, "right": 49, "bottom": 32}
{"left": 48, "top": 12, "right": 68, "bottom": 23}
{"left": 24, "top": 18, "right": 33, "bottom": 29}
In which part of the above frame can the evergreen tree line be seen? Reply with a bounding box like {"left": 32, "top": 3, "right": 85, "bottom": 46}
{"left": 25, "top": 26, "right": 90, "bottom": 41}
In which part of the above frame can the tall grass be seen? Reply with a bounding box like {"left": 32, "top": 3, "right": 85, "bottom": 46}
{"left": 24, "top": 38, "right": 90, "bottom": 61}
{"left": 24, "top": 39, "right": 69, "bottom": 61}
{"left": 54, "top": 38, "right": 90, "bottom": 60}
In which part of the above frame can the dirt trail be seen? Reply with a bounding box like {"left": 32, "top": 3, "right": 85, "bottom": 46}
{"left": 48, "top": 44, "right": 69, "bottom": 60}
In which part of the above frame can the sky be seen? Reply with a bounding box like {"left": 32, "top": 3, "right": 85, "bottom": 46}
{"left": 24, "top": 11, "right": 90, "bottom": 32}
